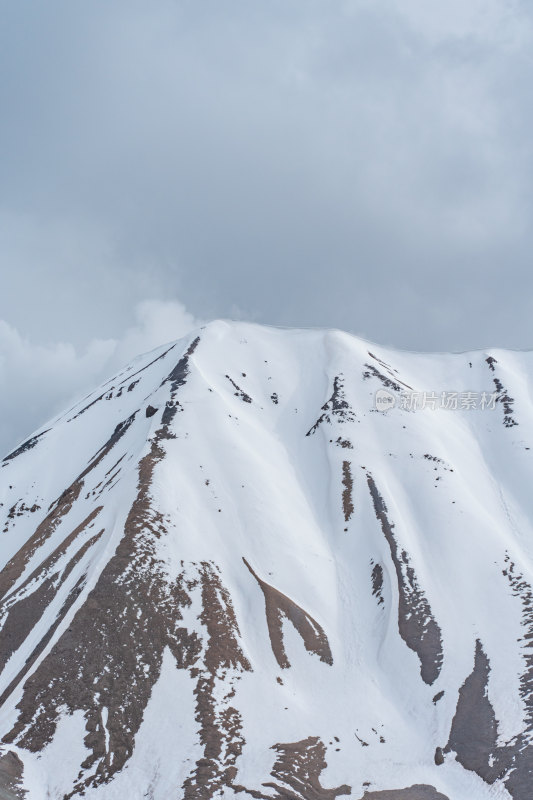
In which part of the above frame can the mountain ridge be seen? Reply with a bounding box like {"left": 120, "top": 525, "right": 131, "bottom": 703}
{"left": 0, "top": 319, "right": 532, "bottom": 799}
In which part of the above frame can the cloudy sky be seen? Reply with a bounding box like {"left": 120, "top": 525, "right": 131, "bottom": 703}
{"left": 1, "top": 0, "right": 533, "bottom": 454}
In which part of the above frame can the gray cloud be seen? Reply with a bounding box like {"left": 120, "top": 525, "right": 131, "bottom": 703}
{"left": 1, "top": 0, "right": 533, "bottom": 448}
{"left": 0, "top": 300, "right": 202, "bottom": 457}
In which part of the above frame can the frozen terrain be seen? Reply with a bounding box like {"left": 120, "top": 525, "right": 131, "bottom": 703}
{"left": 0, "top": 320, "right": 532, "bottom": 799}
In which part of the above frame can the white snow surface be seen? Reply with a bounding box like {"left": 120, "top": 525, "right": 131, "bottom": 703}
{"left": 0, "top": 320, "right": 532, "bottom": 799}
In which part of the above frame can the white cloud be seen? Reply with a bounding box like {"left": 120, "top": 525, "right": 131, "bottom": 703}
{"left": 0, "top": 300, "right": 203, "bottom": 458}
{"left": 113, "top": 300, "right": 202, "bottom": 367}
{"left": 3, "top": 0, "right": 533, "bottom": 364}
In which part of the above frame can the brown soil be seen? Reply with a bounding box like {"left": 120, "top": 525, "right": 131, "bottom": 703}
{"left": 0, "top": 751, "right": 25, "bottom": 799}
{"left": 243, "top": 559, "right": 333, "bottom": 669}
{"left": 444, "top": 639, "right": 505, "bottom": 783}
{"left": 366, "top": 474, "right": 442, "bottom": 685}
{"left": 357, "top": 787, "right": 448, "bottom": 800}
{"left": 235, "top": 737, "right": 351, "bottom": 799}
{"left": 0, "top": 412, "right": 136, "bottom": 603}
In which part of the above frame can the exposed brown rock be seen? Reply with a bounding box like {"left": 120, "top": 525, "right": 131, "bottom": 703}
{"left": 366, "top": 474, "right": 442, "bottom": 685}
{"left": 500, "top": 557, "right": 533, "bottom": 797}
{"left": 235, "top": 737, "right": 351, "bottom": 800}
{"left": 2, "top": 502, "right": 42, "bottom": 535}
{"left": 0, "top": 339, "right": 203, "bottom": 795}
{"left": 0, "top": 507, "right": 103, "bottom": 680}
{"left": 342, "top": 461, "right": 354, "bottom": 522}
{"left": 0, "top": 413, "right": 136, "bottom": 602}
{"left": 0, "top": 750, "right": 25, "bottom": 799}
{"left": 444, "top": 639, "right": 506, "bottom": 783}
{"left": 0, "top": 336, "right": 259, "bottom": 799}
{"left": 443, "top": 589, "right": 533, "bottom": 800}
{"left": 0, "top": 561, "right": 98, "bottom": 712}
{"left": 441, "top": 634, "right": 533, "bottom": 798}
{"left": 357, "top": 787, "right": 448, "bottom": 800}
{"left": 243, "top": 558, "right": 333, "bottom": 669}
{"left": 183, "top": 562, "right": 251, "bottom": 799}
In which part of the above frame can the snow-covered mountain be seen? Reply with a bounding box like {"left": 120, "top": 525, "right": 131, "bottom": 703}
{"left": 1, "top": 320, "right": 533, "bottom": 800}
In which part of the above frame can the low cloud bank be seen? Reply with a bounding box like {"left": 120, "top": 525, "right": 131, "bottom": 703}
{"left": 0, "top": 300, "right": 202, "bottom": 458}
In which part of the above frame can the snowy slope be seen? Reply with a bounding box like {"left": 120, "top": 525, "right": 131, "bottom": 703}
{"left": 0, "top": 320, "right": 533, "bottom": 800}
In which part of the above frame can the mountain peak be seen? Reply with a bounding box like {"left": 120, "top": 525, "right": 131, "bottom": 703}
{"left": 0, "top": 323, "right": 532, "bottom": 798}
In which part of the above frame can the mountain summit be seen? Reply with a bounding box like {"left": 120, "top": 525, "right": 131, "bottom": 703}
{"left": 0, "top": 320, "right": 532, "bottom": 799}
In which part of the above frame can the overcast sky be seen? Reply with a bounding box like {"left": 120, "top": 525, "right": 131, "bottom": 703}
{"left": 1, "top": 0, "right": 533, "bottom": 454}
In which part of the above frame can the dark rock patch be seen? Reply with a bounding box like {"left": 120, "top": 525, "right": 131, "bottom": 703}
{"left": 371, "top": 562, "right": 384, "bottom": 606}
{"left": 235, "top": 737, "right": 351, "bottom": 799}
{"left": 0, "top": 507, "right": 103, "bottom": 680}
{"left": 342, "top": 461, "right": 354, "bottom": 522}
{"left": 493, "top": 376, "right": 518, "bottom": 428}
{"left": 367, "top": 352, "right": 412, "bottom": 390}
{"left": 307, "top": 375, "right": 355, "bottom": 436}
{"left": 362, "top": 365, "right": 405, "bottom": 394}
{"left": 443, "top": 601, "right": 533, "bottom": 798}
{"left": 0, "top": 413, "right": 136, "bottom": 602}
{"left": 423, "top": 455, "right": 453, "bottom": 473}
{"left": 243, "top": 558, "right": 333, "bottom": 669}
{"left": 2, "top": 502, "right": 42, "bottom": 534}
{"left": 485, "top": 356, "right": 518, "bottom": 427}
{"left": 226, "top": 375, "right": 252, "bottom": 404}
{"left": 2, "top": 431, "right": 50, "bottom": 465}
{"left": 0, "top": 334, "right": 261, "bottom": 799}
{"left": 501, "top": 557, "right": 533, "bottom": 797}
{"left": 68, "top": 391, "right": 109, "bottom": 422}
{"left": 336, "top": 437, "right": 353, "bottom": 449}
{"left": 118, "top": 342, "right": 178, "bottom": 388}
{"left": 182, "top": 562, "right": 251, "bottom": 799}
{"left": 0, "top": 339, "right": 209, "bottom": 796}
{"left": 444, "top": 639, "right": 509, "bottom": 784}
{"left": 357, "top": 787, "right": 448, "bottom": 800}
{"left": 366, "top": 474, "right": 443, "bottom": 685}
{"left": 0, "top": 751, "right": 25, "bottom": 799}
